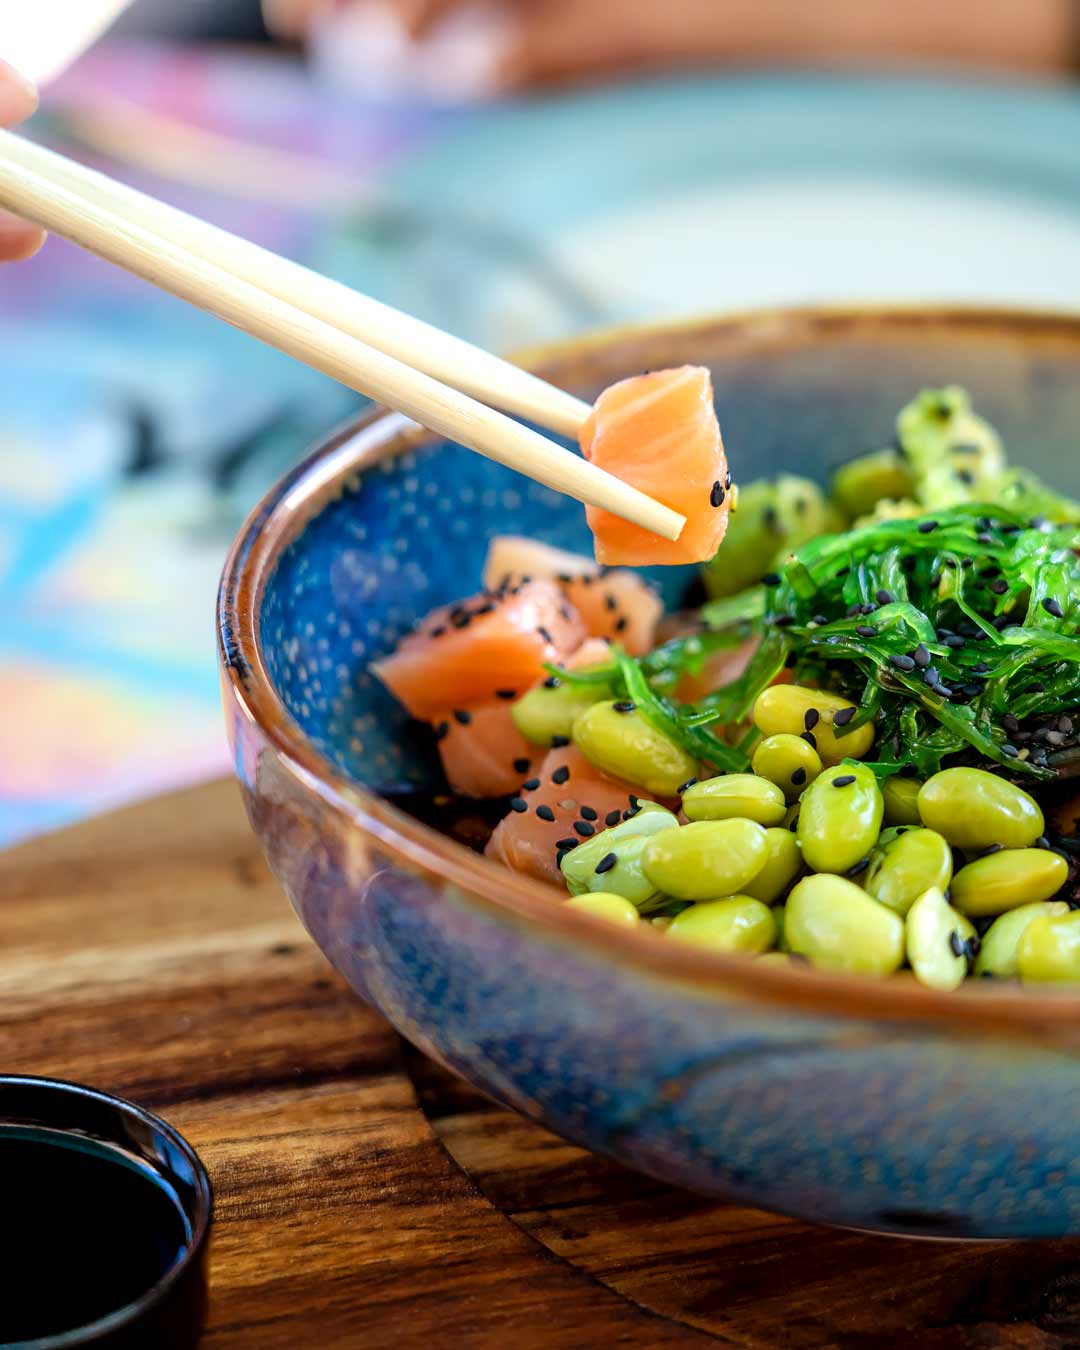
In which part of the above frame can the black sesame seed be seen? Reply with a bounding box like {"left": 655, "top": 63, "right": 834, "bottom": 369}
{"left": 785, "top": 651, "right": 799, "bottom": 668}
{"left": 551, "top": 765, "right": 570, "bottom": 785}
{"left": 496, "top": 688, "right": 518, "bottom": 700}
{"left": 847, "top": 856, "right": 870, "bottom": 877}
{"left": 888, "top": 653, "right": 916, "bottom": 672}
{"left": 965, "top": 935, "right": 982, "bottom": 959}
{"left": 804, "top": 708, "right": 820, "bottom": 731}
{"left": 1031, "top": 515, "right": 1049, "bottom": 530}
{"left": 522, "top": 778, "right": 541, "bottom": 792}
{"left": 856, "top": 625, "right": 877, "bottom": 638}
{"left": 555, "top": 572, "right": 573, "bottom": 584}
{"left": 605, "top": 809, "right": 622, "bottom": 827}
{"left": 773, "top": 614, "right": 796, "bottom": 628}
{"left": 1001, "top": 743, "right": 1019, "bottom": 758}
{"left": 451, "top": 611, "right": 472, "bottom": 629}
{"left": 788, "top": 814, "right": 800, "bottom": 832}
{"left": 513, "top": 757, "right": 531, "bottom": 774}
{"left": 710, "top": 480, "right": 726, "bottom": 508}
{"left": 762, "top": 572, "right": 781, "bottom": 587}
{"left": 791, "top": 767, "right": 807, "bottom": 785}
{"left": 875, "top": 588, "right": 895, "bottom": 605}
{"left": 993, "top": 614, "right": 1011, "bottom": 630}
{"left": 912, "top": 643, "right": 931, "bottom": 669}
{"left": 832, "top": 774, "right": 856, "bottom": 788}
{"left": 435, "top": 721, "right": 450, "bottom": 740}
{"left": 1043, "top": 596, "right": 1065, "bottom": 618}
{"left": 615, "top": 616, "right": 629, "bottom": 633}
{"left": 976, "top": 532, "right": 995, "bottom": 546}
{"left": 972, "top": 662, "right": 990, "bottom": 674}
{"left": 989, "top": 578, "right": 1009, "bottom": 596}
{"left": 536, "top": 804, "right": 556, "bottom": 822}
{"left": 542, "top": 676, "right": 561, "bottom": 689}
{"left": 1003, "top": 713, "right": 1020, "bottom": 734}
{"left": 509, "top": 797, "right": 528, "bottom": 813}
{"left": 555, "top": 837, "right": 578, "bottom": 850}
{"left": 604, "top": 593, "right": 618, "bottom": 612}
{"left": 678, "top": 777, "right": 699, "bottom": 794}
{"left": 955, "top": 468, "right": 975, "bottom": 485}
{"left": 944, "top": 634, "right": 967, "bottom": 648}
{"left": 861, "top": 603, "right": 878, "bottom": 615}
{"left": 573, "top": 820, "right": 595, "bottom": 837}
{"left": 923, "top": 666, "right": 940, "bottom": 686}
{"left": 948, "top": 931, "right": 965, "bottom": 958}
{"left": 763, "top": 506, "right": 780, "bottom": 532}
{"left": 725, "top": 468, "right": 733, "bottom": 489}
{"left": 979, "top": 843, "right": 1003, "bottom": 857}
{"left": 612, "top": 700, "right": 636, "bottom": 713}
{"left": 917, "top": 519, "right": 939, "bottom": 533}
{"left": 847, "top": 603, "right": 862, "bottom": 618}
{"left": 537, "top": 626, "right": 553, "bottom": 644}
{"left": 430, "top": 625, "right": 447, "bottom": 637}
{"left": 453, "top": 709, "right": 472, "bottom": 725}
{"left": 594, "top": 852, "right": 617, "bottom": 875}
{"left": 580, "top": 805, "right": 598, "bottom": 821}
{"left": 1036, "top": 835, "right": 1051, "bottom": 850}
{"left": 833, "top": 706, "right": 857, "bottom": 726}
{"left": 801, "top": 730, "right": 818, "bottom": 749}
{"left": 551, "top": 734, "right": 570, "bottom": 748}
{"left": 811, "top": 614, "right": 830, "bottom": 626}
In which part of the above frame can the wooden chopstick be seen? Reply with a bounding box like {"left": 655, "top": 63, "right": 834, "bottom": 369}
{"left": 0, "top": 130, "right": 591, "bottom": 438}
{"left": 0, "top": 132, "right": 685, "bottom": 542}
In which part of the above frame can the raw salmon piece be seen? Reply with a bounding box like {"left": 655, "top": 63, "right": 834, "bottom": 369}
{"left": 482, "top": 535, "right": 662, "bottom": 656}
{"left": 372, "top": 578, "right": 585, "bottom": 721}
{"left": 580, "top": 366, "right": 729, "bottom": 567}
{"left": 485, "top": 745, "right": 654, "bottom": 886}
{"left": 434, "top": 702, "right": 538, "bottom": 799}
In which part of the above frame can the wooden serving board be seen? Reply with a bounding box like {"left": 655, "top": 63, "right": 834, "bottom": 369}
{"left": 3, "top": 779, "right": 1079, "bottom": 1348}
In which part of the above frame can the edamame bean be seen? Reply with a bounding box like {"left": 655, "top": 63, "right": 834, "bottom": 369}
{"left": 572, "top": 700, "right": 697, "bottom": 798}
{"left": 512, "top": 677, "right": 610, "bottom": 745}
{"left": 865, "top": 826, "right": 952, "bottom": 917}
{"left": 905, "top": 885, "right": 976, "bottom": 991}
{"left": 831, "top": 448, "right": 915, "bottom": 521}
{"left": 917, "top": 768, "right": 1044, "bottom": 849}
{"left": 753, "top": 685, "right": 874, "bottom": 765}
{"left": 1017, "top": 911, "right": 1080, "bottom": 983}
{"left": 975, "top": 901, "right": 1069, "bottom": 979}
{"left": 562, "top": 833, "right": 665, "bottom": 907}
{"left": 641, "top": 819, "right": 768, "bottom": 901}
{"left": 785, "top": 874, "right": 905, "bottom": 975}
{"left": 950, "top": 848, "right": 1068, "bottom": 916}
{"left": 751, "top": 734, "right": 824, "bottom": 801}
{"left": 667, "top": 896, "right": 777, "bottom": 954}
{"left": 742, "top": 828, "right": 802, "bottom": 904}
{"left": 682, "top": 773, "right": 787, "bottom": 826}
{"left": 561, "top": 803, "right": 679, "bottom": 893}
{"left": 564, "top": 892, "right": 639, "bottom": 926}
{"left": 797, "top": 762, "right": 883, "bottom": 874}
{"left": 882, "top": 775, "right": 923, "bottom": 826}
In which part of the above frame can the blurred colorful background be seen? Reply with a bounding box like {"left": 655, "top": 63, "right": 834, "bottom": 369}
{"left": 4, "top": 0, "right": 1080, "bottom": 844}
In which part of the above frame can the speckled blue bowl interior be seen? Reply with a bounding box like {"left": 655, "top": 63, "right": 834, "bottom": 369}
{"left": 258, "top": 312, "right": 1080, "bottom": 798}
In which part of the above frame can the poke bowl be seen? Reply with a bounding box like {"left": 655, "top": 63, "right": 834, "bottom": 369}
{"left": 218, "top": 306, "right": 1080, "bottom": 1239}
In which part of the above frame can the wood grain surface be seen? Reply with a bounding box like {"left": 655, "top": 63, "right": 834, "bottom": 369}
{"left": 3, "top": 778, "right": 1080, "bottom": 1348}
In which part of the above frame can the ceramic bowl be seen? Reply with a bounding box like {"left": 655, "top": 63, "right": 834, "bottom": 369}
{"left": 219, "top": 307, "right": 1080, "bottom": 1239}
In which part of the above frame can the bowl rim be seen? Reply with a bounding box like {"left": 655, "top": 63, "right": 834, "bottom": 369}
{"left": 218, "top": 302, "right": 1080, "bottom": 1032}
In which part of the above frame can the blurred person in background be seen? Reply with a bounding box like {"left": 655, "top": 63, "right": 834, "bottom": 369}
{"left": 112, "top": 0, "right": 1078, "bottom": 93}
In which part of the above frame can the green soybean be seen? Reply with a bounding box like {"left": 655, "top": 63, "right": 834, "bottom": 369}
{"left": 975, "top": 901, "right": 1070, "bottom": 980}
{"left": 753, "top": 685, "right": 874, "bottom": 765}
{"left": 561, "top": 805, "right": 679, "bottom": 905}
{"left": 1017, "top": 911, "right": 1080, "bottom": 983}
{"left": 572, "top": 700, "right": 697, "bottom": 798}
{"left": 864, "top": 826, "right": 952, "bottom": 917}
{"left": 512, "top": 678, "right": 610, "bottom": 745}
{"left": 797, "top": 762, "right": 883, "bottom": 874}
{"left": 667, "top": 896, "right": 777, "bottom": 954}
{"left": 785, "top": 874, "right": 905, "bottom": 975}
{"left": 882, "top": 775, "right": 923, "bottom": 827}
{"left": 742, "top": 828, "right": 802, "bottom": 904}
{"left": 564, "top": 892, "right": 640, "bottom": 925}
{"left": 641, "top": 819, "right": 768, "bottom": 901}
{"left": 950, "top": 847, "right": 1068, "bottom": 917}
{"left": 905, "top": 885, "right": 976, "bottom": 992}
{"left": 831, "top": 448, "right": 915, "bottom": 521}
{"left": 917, "top": 768, "right": 1044, "bottom": 849}
{"left": 682, "top": 773, "right": 787, "bottom": 826}
{"left": 751, "top": 734, "right": 824, "bottom": 802}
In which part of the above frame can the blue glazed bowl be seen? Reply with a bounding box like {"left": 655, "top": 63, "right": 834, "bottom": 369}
{"left": 219, "top": 307, "right": 1080, "bottom": 1239}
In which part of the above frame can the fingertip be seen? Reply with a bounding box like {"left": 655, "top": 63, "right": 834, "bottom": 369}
{"left": 0, "top": 218, "right": 46, "bottom": 263}
{"left": 0, "top": 58, "right": 39, "bottom": 125}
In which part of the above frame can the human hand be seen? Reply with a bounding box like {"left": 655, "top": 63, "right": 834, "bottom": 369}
{"left": 0, "top": 59, "right": 45, "bottom": 262}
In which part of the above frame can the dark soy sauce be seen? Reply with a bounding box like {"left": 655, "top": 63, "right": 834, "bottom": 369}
{"left": 2, "top": 1129, "right": 191, "bottom": 1343}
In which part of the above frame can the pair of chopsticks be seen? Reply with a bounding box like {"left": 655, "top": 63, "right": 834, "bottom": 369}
{"left": 0, "top": 131, "right": 684, "bottom": 542}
